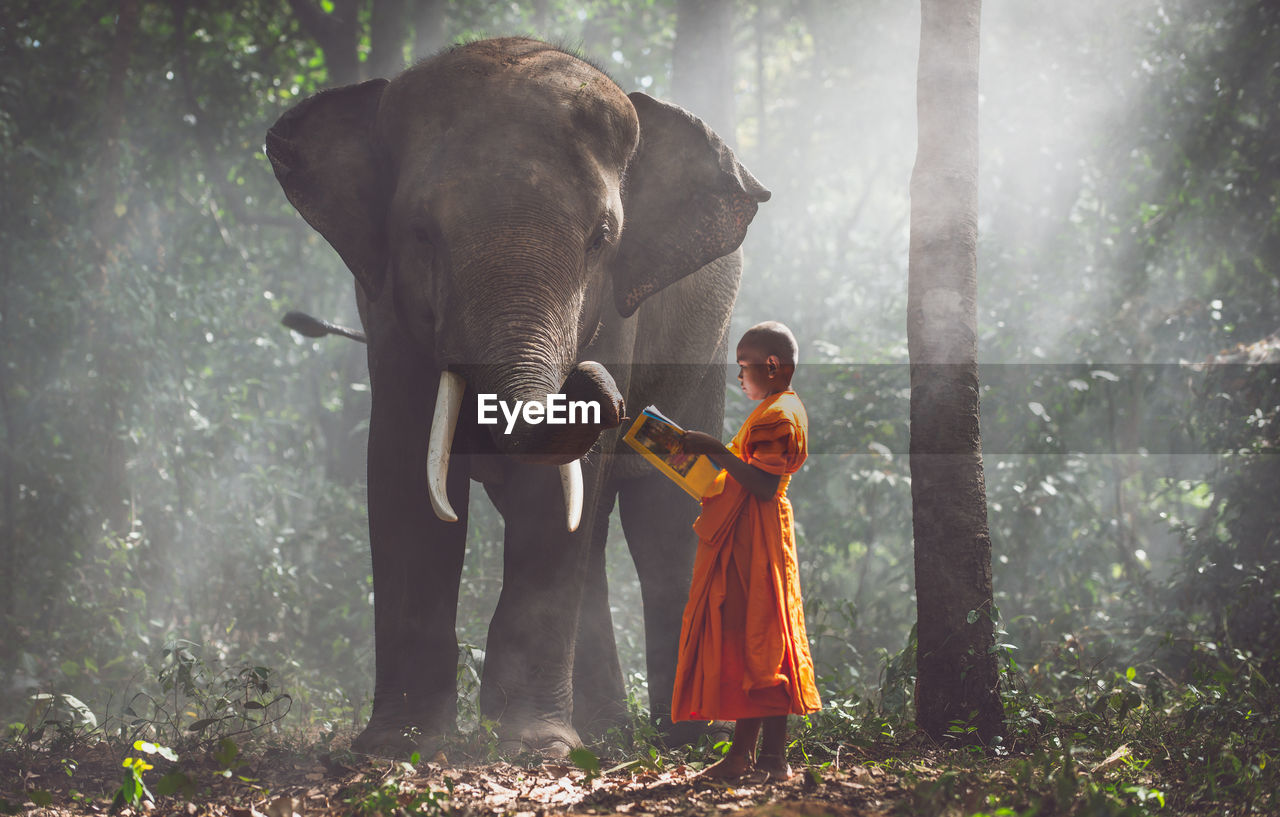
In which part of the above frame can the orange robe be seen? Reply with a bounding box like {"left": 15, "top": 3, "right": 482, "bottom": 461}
{"left": 671, "top": 390, "right": 822, "bottom": 722}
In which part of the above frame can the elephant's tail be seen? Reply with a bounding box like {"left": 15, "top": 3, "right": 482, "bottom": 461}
{"left": 282, "top": 310, "right": 367, "bottom": 344}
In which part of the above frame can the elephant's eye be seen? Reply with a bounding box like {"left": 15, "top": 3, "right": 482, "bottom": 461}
{"left": 588, "top": 222, "right": 612, "bottom": 255}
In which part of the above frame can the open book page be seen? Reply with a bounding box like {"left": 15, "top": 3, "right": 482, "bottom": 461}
{"left": 639, "top": 404, "right": 681, "bottom": 427}
{"left": 622, "top": 406, "right": 723, "bottom": 499}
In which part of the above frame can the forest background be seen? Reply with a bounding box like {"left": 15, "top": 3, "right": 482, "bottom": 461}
{"left": 1, "top": 0, "right": 1277, "bottom": 813}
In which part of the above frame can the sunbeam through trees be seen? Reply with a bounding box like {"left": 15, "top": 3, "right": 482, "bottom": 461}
{"left": 1, "top": 1, "right": 1277, "bottom": 814}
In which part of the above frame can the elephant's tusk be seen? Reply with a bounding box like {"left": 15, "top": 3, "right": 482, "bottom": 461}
{"left": 560, "top": 460, "right": 583, "bottom": 533}
{"left": 427, "top": 370, "right": 466, "bottom": 523}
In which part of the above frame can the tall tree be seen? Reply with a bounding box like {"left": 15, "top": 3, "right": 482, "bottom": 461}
{"left": 369, "top": 0, "right": 411, "bottom": 79}
{"left": 412, "top": 0, "right": 447, "bottom": 62}
{"left": 906, "top": 0, "right": 1002, "bottom": 743}
{"left": 671, "top": 0, "right": 735, "bottom": 142}
{"left": 89, "top": 0, "right": 143, "bottom": 534}
{"left": 286, "top": 0, "right": 361, "bottom": 84}
{"left": 280, "top": 0, "right": 439, "bottom": 483}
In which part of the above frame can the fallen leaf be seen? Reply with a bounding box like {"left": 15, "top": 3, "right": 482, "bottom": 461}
{"left": 263, "top": 795, "right": 301, "bottom": 817}
{"left": 1090, "top": 744, "right": 1131, "bottom": 775}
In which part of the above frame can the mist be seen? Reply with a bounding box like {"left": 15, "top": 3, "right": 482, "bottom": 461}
{"left": 1, "top": 0, "right": 1275, "bottom": 758}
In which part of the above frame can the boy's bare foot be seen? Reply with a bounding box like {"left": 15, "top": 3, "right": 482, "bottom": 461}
{"left": 699, "top": 752, "right": 754, "bottom": 780}
{"left": 754, "top": 754, "right": 793, "bottom": 780}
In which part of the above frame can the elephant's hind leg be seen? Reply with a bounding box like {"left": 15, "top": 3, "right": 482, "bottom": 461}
{"left": 572, "top": 481, "right": 630, "bottom": 742}
{"left": 619, "top": 473, "right": 728, "bottom": 748}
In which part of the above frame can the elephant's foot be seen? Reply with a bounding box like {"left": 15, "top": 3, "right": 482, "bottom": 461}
{"left": 351, "top": 722, "right": 445, "bottom": 758}
{"left": 493, "top": 716, "right": 582, "bottom": 759}
{"left": 350, "top": 695, "right": 454, "bottom": 758}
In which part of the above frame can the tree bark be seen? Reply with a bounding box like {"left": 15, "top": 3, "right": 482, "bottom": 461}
{"left": 91, "top": 0, "right": 142, "bottom": 535}
{"left": 369, "top": 0, "right": 409, "bottom": 79}
{"left": 286, "top": 0, "right": 360, "bottom": 84}
{"left": 411, "top": 0, "right": 447, "bottom": 62}
{"left": 672, "top": 0, "right": 735, "bottom": 143}
{"left": 907, "top": 0, "right": 1003, "bottom": 744}
{"left": 0, "top": 224, "right": 15, "bottom": 633}
{"left": 754, "top": 2, "right": 766, "bottom": 154}
{"left": 531, "top": 0, "right": 550, "bottom": 35}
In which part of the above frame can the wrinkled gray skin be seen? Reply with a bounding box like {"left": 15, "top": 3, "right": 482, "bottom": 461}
{"left": 266, "top": 38, "right": 769, "bottom": 757}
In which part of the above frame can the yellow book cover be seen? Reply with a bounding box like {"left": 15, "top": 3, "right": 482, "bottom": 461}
{"left": 622, "top": 406, "right": 723, "bottom": 499}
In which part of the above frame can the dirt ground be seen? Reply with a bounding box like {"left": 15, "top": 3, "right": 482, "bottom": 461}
{"left": 2, "top": 741, "right": 915, "bottom": 817}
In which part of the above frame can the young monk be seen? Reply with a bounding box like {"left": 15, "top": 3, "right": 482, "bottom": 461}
{"left": 673, "top": 320, "right": 821, "bottom": 780}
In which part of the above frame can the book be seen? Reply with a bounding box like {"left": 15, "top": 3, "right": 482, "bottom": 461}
{"left": 622, "top": 405, "right": 724, "bottom": 499}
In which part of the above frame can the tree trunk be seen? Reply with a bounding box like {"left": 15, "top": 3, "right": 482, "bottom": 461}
{"left": 369, "top": 0, "right": 409, "bottom": 79}
{"left": 531, "top": 0, "right": 550, "bottom": 35}
{"left": 672, "top": 0, "right": 735, "bottom": 143}
{"left": 907, "top": 0, "right": 1002, "bottom": 744}
{"left": 0, "top": 230, "right": 15, "bottom": 634}
{"left": 90, "top": 0, "right": 142, "bottom": 535}
{"left": 286, "top": 0, "right": 360, "bottom": 85}
{"left": 411, "top": 0, "right": 447, "bottom": 62}
{"left": 281, "top": 1, "right": 419, "bottom": 487}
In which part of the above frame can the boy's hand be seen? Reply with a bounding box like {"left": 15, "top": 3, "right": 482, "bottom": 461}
{"left": 683, "top": 430, "right": 781, "bottom": 501}
{"left": 680, "top": 430, "right": 726, "bottom": 456}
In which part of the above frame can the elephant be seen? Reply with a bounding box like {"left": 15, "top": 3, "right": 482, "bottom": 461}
{"left": 265, "top": 37, "right": 770, "bottom": 757}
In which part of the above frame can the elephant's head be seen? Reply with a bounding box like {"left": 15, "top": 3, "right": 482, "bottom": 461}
{"left": 265, "top": 38, "right": 769, "bottom": 520}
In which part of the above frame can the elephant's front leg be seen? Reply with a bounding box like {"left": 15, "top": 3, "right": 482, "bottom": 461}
{"left": 352, "top": 345, "right": 471, "bottom": 757}
{"left": 481, "top": 461, "right": 593, "bottom": 756}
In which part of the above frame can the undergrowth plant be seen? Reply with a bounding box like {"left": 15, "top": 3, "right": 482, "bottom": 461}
{"left": 343, "top": 753, "right": 454, "bottom": 817}
{"left": 2, "top": 644, "right": 297, "bottom": 811}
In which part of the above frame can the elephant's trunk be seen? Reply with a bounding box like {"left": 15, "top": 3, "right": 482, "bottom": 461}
{"left": 428, "top": 228, "right": 623, "bottom": 524}
{"left": 483, "top": 361, "right": 624, "bottom": 465}
{"left": 426, "top": 367, "right": 618, "bottom": 530}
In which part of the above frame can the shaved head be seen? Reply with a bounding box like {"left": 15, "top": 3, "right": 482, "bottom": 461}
{"left": 739, "top": 321, "right": 799, "bottom": 366}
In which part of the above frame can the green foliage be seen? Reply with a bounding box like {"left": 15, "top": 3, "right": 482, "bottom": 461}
{"left": 0, "top": 5, "right": 1276, "bottom": 817}
{"left": 343, "top": 759, "right": 454, "bottom": 817}
{"left": 112, "top": 739, "right": 176, "bottom": 811}
{"left": 3, "top": 651, "right": 298, "bottom": 811}
{"left": 114, "top": 754, "right": 155, "bottom": 812}
{"left": 1, "top": 0, "right": 377, "bottom": 731}
{"left": 98, "top": 642, "right": 292, "bottom": 751}
{"left": 568, "top": 746, "right": 601, "bottom": 785}
{"left": 979, "top": 632, "right": 1278, "bottom": 814}
{"left": 12, "top": 692, "right": 99, "bottom": 750}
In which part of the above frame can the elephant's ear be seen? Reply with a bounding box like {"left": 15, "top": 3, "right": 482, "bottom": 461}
{"left": 265, "top": 78, "right": 390, "bottom": 300}
{"left": 612, "top": 92, "right": 771, "bottom": 317}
